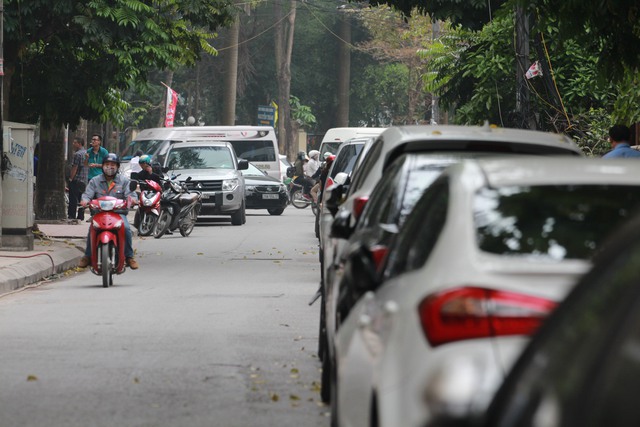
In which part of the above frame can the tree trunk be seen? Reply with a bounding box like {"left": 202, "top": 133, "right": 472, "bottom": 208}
{"left": 34, "top": 125, "right": 66, "bottom": 220}
{"left": 336, "top": 11, "right": 351, "bottom": 127}
{"left": 274, "top": 0, "right": 296, "bottom": 159}
{"left": 223, "top": 13, "right": 240, "bottom": 125}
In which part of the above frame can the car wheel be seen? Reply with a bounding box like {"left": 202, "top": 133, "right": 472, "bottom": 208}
{"left": 231, "top": 202, "right": 245, "bottom": 225}
{"left": 268, "top": 208, "right": 285, "bottom": 215}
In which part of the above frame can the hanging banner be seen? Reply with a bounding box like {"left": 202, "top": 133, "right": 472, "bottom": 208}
{"left": 164, "top": 86, "right": 178, "bottom": 127}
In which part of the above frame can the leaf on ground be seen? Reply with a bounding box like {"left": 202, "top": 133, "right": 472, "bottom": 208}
{"left": 27, "top": 375, "right": 38, "bottom": 382}
{"left": 197, "top": 252, "right": 204, "bottom": 255}
{"left": 133, "top": 377, "right": 140, "bottom": 384}
{"left": 290, "top": 368, "right": 299, "bottom": 374}
{"left": 290, "top": 394, "right": 300, "bottom": 401}
{"left": 270, "top": 392, "right": 279, "bottom": 402}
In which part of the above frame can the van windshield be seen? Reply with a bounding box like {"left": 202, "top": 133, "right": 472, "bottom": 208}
{"left": 167, "top": 146, "right": 234, "bottom": 170}
{"left": 229, "top": 140, "right": 277, "bottom": 162}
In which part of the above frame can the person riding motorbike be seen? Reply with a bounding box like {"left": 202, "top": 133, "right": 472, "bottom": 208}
{"left": 136, "top": 154, "right": 163, "bottom": 184}
{"left": 294, "top": 151, "right": 314, "bottom": 199}
{"left": 78, "top": 153, "right": 139, "bottom": 269}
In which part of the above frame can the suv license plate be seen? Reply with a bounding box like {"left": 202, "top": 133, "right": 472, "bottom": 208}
{"left": 262, "top": 194, "right": 279, "bottom": 199}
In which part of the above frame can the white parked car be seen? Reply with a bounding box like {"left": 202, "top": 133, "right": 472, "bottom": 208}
{"left": 320, "top": 123, "right": 583, "bottom": 403}
{"left": 332, "top": 156, "right": 640, "bottom": 427}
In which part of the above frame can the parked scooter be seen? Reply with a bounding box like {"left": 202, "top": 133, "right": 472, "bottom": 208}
{"left": 131, "top": 173, "right": 163, "bottom": 236}
{"left": 153, "top": 173, "right": 203, "bottom": 238}
{"left": 86, "top": 186, "right": 136, "bottom": 287}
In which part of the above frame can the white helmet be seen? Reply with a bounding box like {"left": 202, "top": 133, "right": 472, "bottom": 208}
{"left": 308, "top": 150, "right": 320, "bottom": 160}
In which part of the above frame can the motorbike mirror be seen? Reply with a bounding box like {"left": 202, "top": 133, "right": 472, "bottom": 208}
{"left": 186, "top": 176, "right": 192, "bottom": 182}
{"left": 329, "top": 209, "right": 353, "bottom": 240}
{"left": 129, "top": 181, "right": 138, "bottom": 192}
{"left": 237, "top": 158, "right": 249, "bottom": 170}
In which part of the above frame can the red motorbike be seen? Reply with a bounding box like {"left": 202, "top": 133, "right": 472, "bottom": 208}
{"left": 87, "top": 196, "right": 131, "bottom": 287}
{"left": 132, "top": 177, "right": 163, "bottom": 236}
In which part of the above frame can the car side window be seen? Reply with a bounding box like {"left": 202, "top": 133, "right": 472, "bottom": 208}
{"left": 358, "top": 157, "right": 405, "bottom": 230}
{"left": 349, "top": 139, "right": 382, "bottom": 194}
{"left": 383, "top": 176, "right": 449, "bottom": 279}
{"left": 489, "top": 236, "right": 640, "bottom": 427}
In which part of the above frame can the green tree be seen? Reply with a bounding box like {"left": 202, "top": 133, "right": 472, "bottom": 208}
{"left": 4, "top": 0, "right": 235, "bottom": 219}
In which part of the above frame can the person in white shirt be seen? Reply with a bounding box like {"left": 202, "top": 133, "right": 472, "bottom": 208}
{"left": 305, "top": 150, "right": 321, "bottom": 178}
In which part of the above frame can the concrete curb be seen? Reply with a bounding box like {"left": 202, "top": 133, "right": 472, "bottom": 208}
{"left": 0, "top": 241, "right": 84, "bottom": 296}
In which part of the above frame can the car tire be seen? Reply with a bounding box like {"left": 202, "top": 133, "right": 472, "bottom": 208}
{"left": 231, "top": 202, "right": 245, "bottom": 225}
{"left": 268, "top": 208, "right": 285, "bottom": 215}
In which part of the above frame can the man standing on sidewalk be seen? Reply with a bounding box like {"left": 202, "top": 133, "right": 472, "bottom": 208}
{"left": 86, "top": 134, "right": 109, "bottom": 180}
{"left": 68, "top": 137, "right": 88, "bottom": 220}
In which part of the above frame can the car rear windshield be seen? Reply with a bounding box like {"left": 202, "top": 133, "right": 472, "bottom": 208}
{"left": 167, "top": 146, "right": 234, "bottom": 170}
{"left": 475, "top": 185, "right": 640, "bottom": 260}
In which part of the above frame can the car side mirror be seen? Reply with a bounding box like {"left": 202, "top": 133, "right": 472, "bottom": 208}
{"left": 349, "top": 244, "right": 381, "bottom": 293}
{"left": 325, "top": 184, "right": 344, "bottom": 216}
{"left": 330, "top": 209, "right": 353, "bottom": 240}
{"left": 237, "top": 159, "right": 249, "bottom": 170}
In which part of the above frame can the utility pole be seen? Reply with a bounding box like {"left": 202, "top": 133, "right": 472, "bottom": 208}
{"left": 431, "top": 20, "right": 440, "bottom": 124}
{"left": 335, "top": 6, "right": 351, "bottom": 127}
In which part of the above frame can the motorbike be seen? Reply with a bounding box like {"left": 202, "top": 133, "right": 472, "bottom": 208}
{"left": 131, "top": 174, "right": 163, "bottom": 236}
{"left": 153, "top": 174, "right": 203, "bottom": 238}
{"left": 288, "top": 176, "right": 318, "bottom": 215}
{"left": 86, "top": 189, "right": 136, "bottom": 288}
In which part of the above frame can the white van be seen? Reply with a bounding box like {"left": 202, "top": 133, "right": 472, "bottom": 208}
{"left": 318, "top": 127, "right": 386, "bottom": 158}
{"left": 121, "top": 126, "right": 281, "bottom": 180}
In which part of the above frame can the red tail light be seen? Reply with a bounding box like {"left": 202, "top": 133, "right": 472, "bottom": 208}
{"left": 418, "top": 287, "right": 556, "bottom": 347}
{"left": 325, "top": 177, "right": 335, "bottom": 188}
{"left": 353, "top": 196, "right": 369, "bottom": 221}
{"left": 370, "top": 245, "right": 389, "bottom": 272}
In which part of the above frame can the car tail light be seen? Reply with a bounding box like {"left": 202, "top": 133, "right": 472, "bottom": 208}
{"left": 325, "top": 177, "right": 335, "bottom": 188}
{"left": 353, "top": 196, "right": 369, "bottom": 221}
{"left": 370, "top": 245, "right": 389, "bottom": 272}
{"left": 418, "top": 287, "right": 556, "bottom": 347}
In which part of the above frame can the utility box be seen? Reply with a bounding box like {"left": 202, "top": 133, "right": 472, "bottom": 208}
{"left": 1, "top": 122, "right": 36, "bottom": 250}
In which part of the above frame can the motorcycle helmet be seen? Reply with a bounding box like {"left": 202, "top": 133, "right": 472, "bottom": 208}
{"left": 102, "top": 153, "right": 120, "bottom": 178}
{"left": 139, "top": 154, "right": 152, "bottom": 166}
{"left": 325, "top": 154, "right": 336, "bottom": 166}
{"left": 297, "top": 151, "right": 307, "bottom": 160}
{"left": 323, "top": 151, "right": 333, "bottom": 160}
{"left": 308, "top": 150, "right": 320, "bottom": 160}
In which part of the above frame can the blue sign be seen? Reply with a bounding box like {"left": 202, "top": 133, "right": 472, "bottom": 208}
{"left": 257, "top": 105, "right": 276, "bottom": 127}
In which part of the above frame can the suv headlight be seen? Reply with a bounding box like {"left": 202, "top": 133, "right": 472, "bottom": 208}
{"left": 222, "top": 178, "right": 239, "bottom": 192}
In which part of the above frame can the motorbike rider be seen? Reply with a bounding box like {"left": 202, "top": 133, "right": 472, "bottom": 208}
{"left": 311, "top": 152, "right": 334, "bottom": 203}
{"left": 294, "top": 151, "right": 314, "bottom": 199}
{"left": 136, "top": 154, "right": 163, "bottom": 185}
{"left": 78, "top": 153, "right": 140, "bottom": 270}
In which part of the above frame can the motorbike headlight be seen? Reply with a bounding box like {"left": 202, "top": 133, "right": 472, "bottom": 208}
{"left": 98, "top": 199, "right": 116, "bottom": 211}
{"left": 92, "top": 220, "right": 100, "bottom": 229}
{"left": 222, "top": 178, "right": 239, "bottom": 192}
{"left": 113, "top": 219, "right": 123, "bottom": 229}
{"left": 143, "top": 198, "right": 154, "bottom": 207}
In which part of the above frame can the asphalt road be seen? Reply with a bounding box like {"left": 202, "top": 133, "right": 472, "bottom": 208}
{"left": 0, "top": 207, "right": 327, "bottom": 427}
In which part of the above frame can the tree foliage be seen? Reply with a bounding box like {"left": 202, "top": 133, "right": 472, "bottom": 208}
{"left": 4, "top": 0, "right": 236, "bottom": 129}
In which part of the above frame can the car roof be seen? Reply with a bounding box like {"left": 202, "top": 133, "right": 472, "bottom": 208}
{"left": 380, "top": 124, "right": 582, "bottom": 167}
{"left": 462, "top": 156, "right": 640, "bottom": 186}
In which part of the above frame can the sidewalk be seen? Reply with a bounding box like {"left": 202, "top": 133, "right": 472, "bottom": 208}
{"left": 0, "top": 220, "right": 87, "bottom": 296}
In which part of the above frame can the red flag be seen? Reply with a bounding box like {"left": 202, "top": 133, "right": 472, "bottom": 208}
{"left": 164, "top": 86, "right": 178, "bottom": 127}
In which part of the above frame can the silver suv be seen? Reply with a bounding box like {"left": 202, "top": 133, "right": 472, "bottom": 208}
{"left": 163, "top": 140, "right": 248, "bottom": 225}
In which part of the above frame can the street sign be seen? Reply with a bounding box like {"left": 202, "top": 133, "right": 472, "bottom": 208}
{"left": 257, "top": 105, "right": 276, "bottom": 127}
